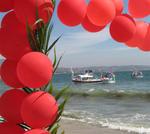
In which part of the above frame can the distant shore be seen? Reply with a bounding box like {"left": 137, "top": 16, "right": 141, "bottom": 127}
{"left": 59, "top": 119, "right": 134, "bottom": 134}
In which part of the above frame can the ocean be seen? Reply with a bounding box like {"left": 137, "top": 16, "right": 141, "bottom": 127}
{"left": 53, "top": 70, "right": 150, "bottom": 134}
{"left": 1, "top": 70, "right": 150, "bottom": 133}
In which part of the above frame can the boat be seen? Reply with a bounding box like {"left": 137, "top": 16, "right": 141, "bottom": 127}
{"left": 131, "top": 71, "right": 144, "bottom": 79}
{"left": 100, "top": 72, "right": 116, "bottom": 84}
{"left": 71, "top": 69, "right": 102, "bottom": 83}
{"left": 71, "top": 69, "right": 116, "bottom": 84}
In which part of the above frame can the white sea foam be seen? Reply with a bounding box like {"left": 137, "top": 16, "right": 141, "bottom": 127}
{"left": 87, "top": 88, "right": 95, "bottom": 93}
{"left": 63, "top": 111, "right": 150, "bottom": 134}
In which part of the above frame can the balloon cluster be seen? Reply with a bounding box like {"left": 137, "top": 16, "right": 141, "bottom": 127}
{"left": 0, "top": 89, "right": 58, "bottom": 134}
{"left": 57, "top": 0, "right": 150, "bottom": 51}
{"left": 0, "top": 0, "right": 61, "bottom": 134}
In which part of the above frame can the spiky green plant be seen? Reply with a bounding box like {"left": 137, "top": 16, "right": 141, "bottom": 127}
{"left": 20, "top": 1, "right": 68, "bottom": 133}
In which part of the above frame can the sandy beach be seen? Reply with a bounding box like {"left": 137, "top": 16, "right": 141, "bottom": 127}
{"left": 59, "top": 119, "right": 135, "bottom": 134}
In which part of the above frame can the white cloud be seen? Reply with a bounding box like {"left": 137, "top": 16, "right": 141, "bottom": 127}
{"left": 50, "top": 27, "right": 111, "bottom": 56}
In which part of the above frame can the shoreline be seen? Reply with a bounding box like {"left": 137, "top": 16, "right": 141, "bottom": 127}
{"left": 59, "top": 119, "right": 135, "bottom": 134}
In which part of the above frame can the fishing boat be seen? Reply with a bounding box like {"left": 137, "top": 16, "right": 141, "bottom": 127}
{"left": 131, "top": 71, "right": 144, "bottom": 79}
{"left": 101, "top": 72, "right": 116, "bottom": 84}
{"left": 71, "top": 69, "right": 116, "bottom": 84}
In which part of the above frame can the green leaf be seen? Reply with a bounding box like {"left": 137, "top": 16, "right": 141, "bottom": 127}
{"left": 49, "top": 123, "right": 59, "bottom": 133}
{"left": 48, "top": 82, "right": 53, "bottom": 94}
{"left": 53, "top": 47, "right": 57, "bottom": 67}
{"left": 22, "top": 87, "right": 33, "bottom": 94}
{"left": 52, "top": 0, "right": 56, "bottom": 6}
{"left": 26, "top": 22, "right": 39, "bottom": 51}
{"left": 55, "top": 86, "right": 69, "bottom": 101}
{"left": 0, "top": 117, "right": 4, "bottom": 122}
{"left": 46, "top": 35, "right": 62, "bottom": 54}
{"left": 44, "top": 24, "right": 54, "bottom": 54}
{"left": 57, "top": 97, "right": 68, "bottom": 120}
{"left": 53, "top": 55, "right": 63, "bottom": 74}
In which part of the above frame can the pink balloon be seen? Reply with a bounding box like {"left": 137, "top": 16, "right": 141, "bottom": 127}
{"left": 112, "top": 0, "right": 124, "bottom": 15}
{"left": 57, "top": 0, "right": 87, "bottom": 26}
{"left": 24, "top": 129, "right": 49, "bottom": 134}
{"left": 126, "top": 21, "right": 149, "bottom": 47}
{"left": 14, "top": 0, "right": 54, "bottom": 26}
{"left": 17, "top": 52, "right": 53, "bottom": 88}
{"left": 82, "top": 15, "right": 105, "bottom": 32}
{"left": 0, "top": 89, "right": 27, "bottom": 123}
{"left": 129, "top": 0, "right": 150, "bottom": 18}
{"left": 138, "top": 24, "right": 150, "bottom": 51}
{"left": 0, "top": 122, "right": 24, "bottom": 134}
{"left": 1, "top": 60, "right": 24, "bottom": 88}
{"left": 87, "top": 0, "right": 116, "bottom": 26}
{"left": 0, "top": 28, "right": 31, "bottom": 61}
{"left": 1, "top": 11, "right": 27, "bottom": 35}
{"left": 110, "top": 14, "right": 136, "bottom": 42}
{"left": 21, "top": 91, "right": 58, "bottom": 128}
{"left": 0, "top": 0, "right": 14, "bottom": 12}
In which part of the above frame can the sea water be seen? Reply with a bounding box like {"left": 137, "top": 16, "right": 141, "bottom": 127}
{"left": 1, "top": 71, "right": 150, "bottom": 133}
{"left": 53, "top": 71, "right": 150, "bottom": 134}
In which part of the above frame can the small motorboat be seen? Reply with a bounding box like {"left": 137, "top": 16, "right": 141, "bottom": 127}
{"left": 131, "top": 71, "right": 144, "bottom": 79}
{"left": 71, "top": 69, "right": 116, "bottom": 84}
{"left": 100, "top": 72, "right": 116, "bottom": 84}
{"left": 71, "top": 70, "right": 102, "bottom": 83}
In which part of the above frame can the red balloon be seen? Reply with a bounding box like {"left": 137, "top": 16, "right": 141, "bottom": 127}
{"left": 112, "top": 0, "right": 124, "bottom": 15}
{"left": 129, "top": 0, "right": 150, "bottom": 18}
{"left": 0, "top": 89, "right": 27, "bottom": 123}
{"left": 38, "top": 6, "right": 54, "bottom": 24}
{"left": 1, "top": 60, "right": 24, "bottom": 88}
{"left": 0, "top": 28, "right": 32, "bottom": 61}
{"left": 21, "top": 91, "right": 58, "bottom": 128}
{"left": 57, "top": 0, "right": 87, "bottom": 26}
{"left": 1, "top": 11, "right": 27, "bottom": 35}
{"left": 126, "top": 21, "right": 149, "bottom": 47}
{"left": 14, "top": 0, "right": 54, "bottom": 26}
{"left": 24, "top": 129, "right": 49, "bottom": 134}
{"left": 82, "top": 15, "right": 105, "bottom": 32}
{"left": 87, "top": 0, "right": 116, "bottom": 26}
{"left": 17, "top": 52, "right": 53, "bottom": 88}
{"left": 0, "top": 0, "right": 14, "bottom": 12}
{"left": 138, "top": 25, "right": 150, "bottom": 51}
{"left": 0, "top": 122, "right": 24, "bottom": 134}
{"left": 110, "top": 14, "right": 136, "bottom": 42}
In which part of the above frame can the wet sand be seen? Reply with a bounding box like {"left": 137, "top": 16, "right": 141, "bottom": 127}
{"left": 59, "top": 119, "right": 136, "bottom": 134}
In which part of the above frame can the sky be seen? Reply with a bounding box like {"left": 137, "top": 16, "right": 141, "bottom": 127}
{"left": 1, "top": 0, "right": 150, "bottom": 68}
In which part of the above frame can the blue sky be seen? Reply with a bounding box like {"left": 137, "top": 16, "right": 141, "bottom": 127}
{"left": 1, "top": 0, "right": 150, "bottom": 67}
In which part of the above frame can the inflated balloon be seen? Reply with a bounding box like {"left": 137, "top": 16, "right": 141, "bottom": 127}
{"left": 1, "top": 60, "right": 24, "bottom": 88}
{"left": 138, "top": 25, "right": 150, "bottom": 51}
{"left": 17, "top": 52, "right": 53, "bottom": 88}
{"left": 57, "top": 0, "right": 87, "bottom": 26}
{"left": 24, "top": 129, "right": 49, "bottom": 134}
{"left": 0, "top": 89, "right": 27, "bottom": 123}
{"left": 126, "top": 21, "right": 149, "bottom": 47}
{"left": 21, "top": 91, "right": 58, "bottom": 128}
{"left": 1, "top": 11, "right": 26, "bottom": 35}
{"left": 128, "top": 0, "right": 150, "bottom": 18}
{"left": 112, "top": 0, "right": 124, "bottom": 15}
{"left": 0, "top": 0, "right": 14, "bottom": 12}
{"left": 38, "top": 6, "right": 54, "bottom": 24}
{"left": 14, "top": 0, "right": 54, "bottom": 25}
{"left": 87, "top": 0, "right": 116, "bottom": 26}
{"left": 110, "top": 14, "right": 136, "bottom": 42}
{"left": 0, "top": 28, "right": 31, "bottom": 61}
{"left": 82, "top": 15, "right": 105, "bottom": 32}
{"left": 0, "top": 122, "right": 24, "bottom": 134}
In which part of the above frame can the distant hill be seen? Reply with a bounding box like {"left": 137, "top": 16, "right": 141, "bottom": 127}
{"left": 56, "top": 65, "right": 150, "bottom": 74}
